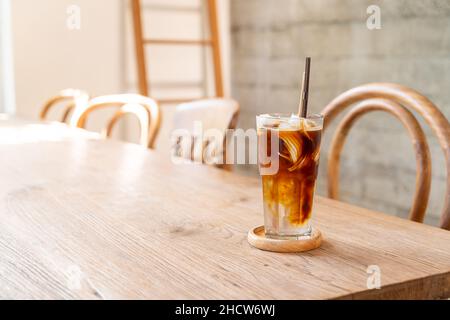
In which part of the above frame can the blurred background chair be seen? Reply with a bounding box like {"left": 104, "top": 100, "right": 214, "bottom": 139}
{"left": 71, "top": 94, "right": 161, "bottom": 149}
{"left": 40, "top": 89, "right": 89, "bottom": 123}
{"left": 322, "top": 83, "right": 450, "bottom": 230}
{"left": 172, "top": 98, "right": 239, "bottom": 169}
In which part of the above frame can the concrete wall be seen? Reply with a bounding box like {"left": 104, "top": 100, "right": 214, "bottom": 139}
{"left": 231, "top": 0, "right": 450, "bottom": 225}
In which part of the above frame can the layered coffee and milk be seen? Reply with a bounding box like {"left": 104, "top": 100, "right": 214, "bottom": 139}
{"left": 257, "top": 114, "right": 323, "bottom": 239}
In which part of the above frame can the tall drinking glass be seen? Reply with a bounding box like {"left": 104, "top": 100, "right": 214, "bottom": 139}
{"left": 256, "top": 113, "right": 323, "bottom": 239}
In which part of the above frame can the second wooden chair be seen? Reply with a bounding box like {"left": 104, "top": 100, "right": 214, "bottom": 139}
{"left": 172, "top": 98, "right": 239, "bottom": 169}
{"left": 40, "top": 89, "right": 89, "bottom": 123}
{"left": 322, "top": 82, "right": 450, "bottom": 230}
{"left": 71, "top": 94, "right": 161, "bottom": 149}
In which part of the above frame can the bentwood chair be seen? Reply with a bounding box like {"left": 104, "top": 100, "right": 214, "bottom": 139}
{"left": 71, "top": 94, "right": 161, "bottom": 149}
{"left": 40, "top": 89, "right": 89, "bottom": 123}
{"left": 172, "top": 98, "right": 239, "bottom": 169}
{"left": 322, "top": 83, "right": 450, "bottom": 230}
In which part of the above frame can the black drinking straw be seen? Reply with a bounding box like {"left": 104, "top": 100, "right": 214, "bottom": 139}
{"left": 298, "top": 57, "right": 311, "bottom": 118}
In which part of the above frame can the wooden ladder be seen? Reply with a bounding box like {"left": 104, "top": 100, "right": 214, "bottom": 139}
{"left": 131, "top": 0, "right": 224, "bottom": 104}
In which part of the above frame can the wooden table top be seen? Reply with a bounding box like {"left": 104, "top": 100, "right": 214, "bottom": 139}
{"left": 0, "top": 116, "right": 449, "bottom": 299}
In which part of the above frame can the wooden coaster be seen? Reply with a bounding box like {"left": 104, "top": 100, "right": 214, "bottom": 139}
{"left": 248, "top": 226, "right": 322, "bottom": 253}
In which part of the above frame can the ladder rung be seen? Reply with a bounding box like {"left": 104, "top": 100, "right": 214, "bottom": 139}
{"left": 156, "top": 97, "right": 207, "bottom": 104}
{"left": 144, "top": 39, "right": 212, "bottom": 46}
{"left": 151, "top": 81, "right": 203, "bottom": 89}
{"left": 141, "top": 4, "right": 201, "bottom": 13}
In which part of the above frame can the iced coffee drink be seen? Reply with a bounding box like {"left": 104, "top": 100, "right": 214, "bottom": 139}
{"left": 257, "top": 113, "right": 323, "bottom": 239}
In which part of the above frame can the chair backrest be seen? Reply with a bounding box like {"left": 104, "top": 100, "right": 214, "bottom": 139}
{"left": 40, "top": 89, "right": 89, "bottom": 123}
{"left": 71, "top": 94, "right": 161, "bottom": 149}
{"left": 172, "top": 98, "right": 239, "bottom": 168}
{"left": 322, "top": 83, "right": 450, "bottom": 230}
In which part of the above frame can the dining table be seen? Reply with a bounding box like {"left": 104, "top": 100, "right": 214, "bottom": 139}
{"left": 0, "top": 115, "right": 449, "bottom": 300}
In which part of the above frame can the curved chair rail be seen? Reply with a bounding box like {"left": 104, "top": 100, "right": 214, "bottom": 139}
{"left": 328, "top": 99, "right": 431, "bottom": 223}
{"left": 71, "top": 94, "right": 161, "bottom": 149}
{"left": 322, "top": 83, "right": 450, "bottom": 229}
{"left": 40, "top": 89, "right": 89, "bottom": 123}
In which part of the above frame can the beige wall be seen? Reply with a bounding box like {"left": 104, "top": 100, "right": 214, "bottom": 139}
{"left": 12, "top": 0, "right": 124, "bottom": 129}
{"left": 11, "top": 0, "right": 230, "bottom": 144}
{"left": 0, "top": 0, "right": 15, "bottom": 113}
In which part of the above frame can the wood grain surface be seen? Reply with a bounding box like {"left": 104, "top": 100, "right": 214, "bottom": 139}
{"left": 0, "top": 117, "right": 449, "bottom": 300}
